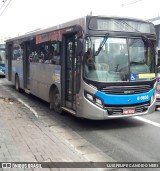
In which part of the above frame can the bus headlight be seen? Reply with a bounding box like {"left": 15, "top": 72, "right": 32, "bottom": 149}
{"left": 84, "top": 91, "right": 103, "bottom": 108}
{"left": 86, "top": 93, "right": 94, "bottom": 101}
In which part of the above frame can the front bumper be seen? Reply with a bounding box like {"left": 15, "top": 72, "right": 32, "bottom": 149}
{"left": 81, "top": 94, "right": 156, "bottom": 120}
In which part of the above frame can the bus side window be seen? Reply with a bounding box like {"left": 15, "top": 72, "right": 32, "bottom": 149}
{"left": 50, "top": 41, "right": 61, "bottom": 65}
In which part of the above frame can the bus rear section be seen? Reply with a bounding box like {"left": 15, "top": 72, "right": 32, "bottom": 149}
{"left": 0, "top": 43, "right": 5, "bottom": 77}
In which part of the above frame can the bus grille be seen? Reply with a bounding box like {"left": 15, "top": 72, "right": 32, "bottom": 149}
{"left": 105, "top": 102, "right": 150, "bottom": 115}
{"left": 101, "top": 85, "right": 152, "bottom": 95}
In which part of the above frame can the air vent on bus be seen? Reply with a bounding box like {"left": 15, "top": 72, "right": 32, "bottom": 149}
{"left": 101, "top": 85, "right": 152, "bottom": 95}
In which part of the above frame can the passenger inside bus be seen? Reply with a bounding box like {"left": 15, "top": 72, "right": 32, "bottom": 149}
{"left": 40, "top": 47, "right": 47, "bottom": 61}
{"left": 39, "top": 52, "right": 44, "bottom": 63}
{"left": 34, "top": 52, "right": 39, "bottom": 62}
{"left": 85, "top": 48, "right": 99, "bottom": 80}
{"left": 86, "top": 48, "right": 95, "bottom": 70}
{"left": 29, "top": 52, "right": 35, "bottom": 62}
{"left": 28, "top": 41, "right": 61, "bottom": 65}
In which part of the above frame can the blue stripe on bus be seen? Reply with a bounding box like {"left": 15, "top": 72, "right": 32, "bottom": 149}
{"left": 95, "top": 89, "right": 155, "bottom": 105}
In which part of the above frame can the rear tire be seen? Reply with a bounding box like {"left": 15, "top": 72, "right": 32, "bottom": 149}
{"left": 15, "top": 75, "right": 20, "bottom": 92}
{"left": 51, "top": 88, "right": 62, "bottom": 114}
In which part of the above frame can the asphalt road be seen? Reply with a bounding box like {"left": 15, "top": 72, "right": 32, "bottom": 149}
{"left": 1, "top": 78, "right": 160, "bottom": 167}
{"left": 56, "top": 110, "right": 160, "bottom": 162}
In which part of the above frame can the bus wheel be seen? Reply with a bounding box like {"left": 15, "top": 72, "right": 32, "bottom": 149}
{"left": 15, "top": 75, "right": 20, "bottom": 92}
{"left": 52, "top": 88, "right": 62, "bottom": 114}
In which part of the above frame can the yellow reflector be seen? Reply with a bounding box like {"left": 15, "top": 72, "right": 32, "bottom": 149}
{"left": 138, "top": 73, "right": 155, "bottom": 79}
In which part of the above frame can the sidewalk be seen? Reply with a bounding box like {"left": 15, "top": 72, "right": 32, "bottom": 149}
{"left": 0, "top": 79, "right": 117, "bottom": 171}
{"left": 0, "top": 97, "right": 88, "bottom": 171}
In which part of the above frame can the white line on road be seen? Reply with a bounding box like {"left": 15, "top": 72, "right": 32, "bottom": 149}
{"left": 134, "top": 116, "right": 160, "bottom": 128}
{"left": 17, "top": 98, "right": 39, "bottom": 118}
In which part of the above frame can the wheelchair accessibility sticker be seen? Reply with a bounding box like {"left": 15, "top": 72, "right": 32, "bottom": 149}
{"left": 130, "top": 73, "right": 136, "bottom": 81}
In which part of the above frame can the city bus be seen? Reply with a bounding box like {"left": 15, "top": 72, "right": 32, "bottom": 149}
{"left": 0, "top": 42, "right": 5, "bottom": 77}
{"left": 5, "top": 15, "right": 157, "bottom": 120}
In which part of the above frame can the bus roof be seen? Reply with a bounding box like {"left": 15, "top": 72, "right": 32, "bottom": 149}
{"left": 97, "top": 15, "right": 152, "bottom": 23}
{"left": 5, "top": 16, "right": 86, "bottom": 42}
{"left": 5, "top": 15, "right": 155, "bottom": 42}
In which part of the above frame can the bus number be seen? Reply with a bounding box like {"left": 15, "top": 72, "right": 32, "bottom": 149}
{"left": 137, "top": 95, "right": 149, "bottom": 101}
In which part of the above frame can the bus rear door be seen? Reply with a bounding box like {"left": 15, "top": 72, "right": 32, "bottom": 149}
{"left": 7, "top": 43, "right": 13, "bottom": 81}
{"left": 23, "top": 41, "right": 31, "bottom": 91}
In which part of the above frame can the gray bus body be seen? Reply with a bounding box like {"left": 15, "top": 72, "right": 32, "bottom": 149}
{"left": 5, "top": 16, "right": 157, "bottom": 119}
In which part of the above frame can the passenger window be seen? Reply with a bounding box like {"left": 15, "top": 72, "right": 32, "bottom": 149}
{"left": 50, "top": 41, "right": 61, "bottom": 65}
{"left": 29, "top": 40, "right": 61, "bottom": 65}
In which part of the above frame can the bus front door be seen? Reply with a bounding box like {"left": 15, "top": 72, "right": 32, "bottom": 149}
{"left": 62, "top": 34, "right": 77, "bottom": 112}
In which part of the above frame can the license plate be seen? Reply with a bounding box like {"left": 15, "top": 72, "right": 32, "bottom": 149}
{"left": 123, "top": 108, "right": 135, "bottom": 115}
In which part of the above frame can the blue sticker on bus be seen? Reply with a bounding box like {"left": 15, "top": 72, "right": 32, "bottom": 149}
{"left": 130, "top": 73, "right": 136, "bottom": 81}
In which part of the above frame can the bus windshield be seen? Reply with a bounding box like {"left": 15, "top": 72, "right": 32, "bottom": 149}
{"left": 84, "top": 36, "right": 156, "bottom": 82}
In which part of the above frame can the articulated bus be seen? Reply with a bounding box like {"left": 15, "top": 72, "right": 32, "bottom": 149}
{"left": 5, "top": 15, "right": 157, "bottom": 119}
{"left": 0, "top": 42, "right": 5, "bottom": 77}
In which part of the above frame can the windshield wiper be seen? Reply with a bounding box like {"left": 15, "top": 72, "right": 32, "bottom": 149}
{"left": 142, "top": 35, "right": 157, "bottom": 55}
{"left": 95, "top": 33, "right": 109, "bottom": 56}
